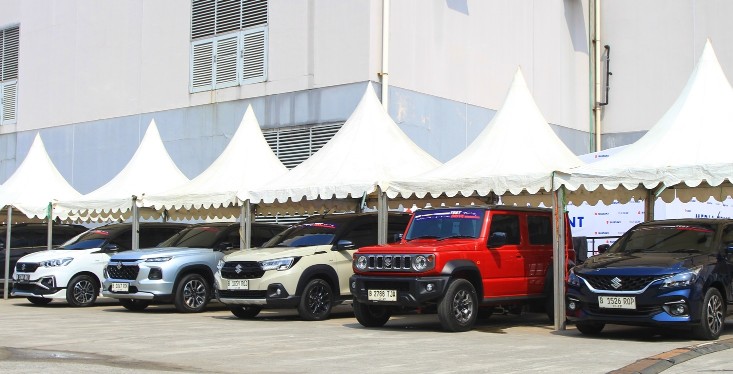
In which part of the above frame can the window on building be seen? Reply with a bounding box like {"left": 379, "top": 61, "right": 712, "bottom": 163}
{"left": 263, "top": 123, "right": 343, "bottom": 169}
{"left": 1, "top": 25, "right": 19, "bottom": 125}
{"left": 190, "top": 0, "right": 268, "bottom": 93}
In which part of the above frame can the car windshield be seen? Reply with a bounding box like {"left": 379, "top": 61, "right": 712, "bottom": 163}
{"left": 608, "top": 224, "right": 716, "bottom": 254}
{"left": 405, "top": 208, "right": 485, "bottom": 241}
{"left": 262, "top": 222, "right": 338, "bottom": 248}
{"left": 57, "top": 229, "right": 111, "bottom": 250}
{"left": 159, "top": 226, "right": 225, "bottom": 248}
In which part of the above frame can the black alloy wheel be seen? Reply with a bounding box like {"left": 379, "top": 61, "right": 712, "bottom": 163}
{"left": 298, "top": 278, "right": 333, "bottom": 321}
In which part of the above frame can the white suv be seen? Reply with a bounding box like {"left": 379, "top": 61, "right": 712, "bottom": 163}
{"left": 11, "top": 223, "right": 187, "bottom": 306}
{"left": 215, "top": 213, "right": 410, "bottom": 320}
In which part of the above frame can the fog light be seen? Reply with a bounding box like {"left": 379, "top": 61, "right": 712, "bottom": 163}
{"left": 665, "top": 302, "right": 689, "bottom": 316}
{"left": 426, "top": 283, "right": 434, "bottom": 292}
{"left": 351, "top": 281, "right": 356, "bottom": 289}
{"left": 40, "top": 277, "right": 55, "bottom": 288}
{"left": 148, "top": 268, "right": 162, "bottom": 280}
{"left": 276, "top": 288, "right": 282, "bottom": 296}
{"left": 568, "top": 300, "right": 577, "bottom": 311}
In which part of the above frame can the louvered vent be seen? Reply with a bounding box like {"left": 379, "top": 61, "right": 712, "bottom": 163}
{"left": 263, "top": 123, "right": 343, "bottom": 169}
{"left": 241, "top": 28, "right": 266, "bottom": 83}
{"left": 191, "top": 0, "right": 267, "bottom": 40}
{"left": 1, "top": 25, "right": 20, "bottom": 81}
{"left": 257, "top": 214, "right": 309, "bottom": 225}
{"left": 215, "top": 36, "right": 239, "bottom": 86}
{"left": 191, "top": 41, "right": 214, "bottom": 90}
{"left": 1, "top": 82, "right": 17, "bottom": 122}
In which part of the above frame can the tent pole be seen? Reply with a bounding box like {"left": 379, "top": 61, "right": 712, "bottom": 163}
{"left": 552, "top": 187, "right": 567, "bottom": 331}
{"left": 4, "top": 206, "right": 12, "bottom": 299}
{"left": 131, "top": 196, "right": 140, "bottom": 250}
{"left": 377, "top": 188, "right": 388, "bottom": 245}
{"left": 47, "top": 202, "right": 53, "bottom": 251}
{"left": 241, "top": 200, "right": 252, "bottom": 250}
{"left": 645, "top": 189, "right": 655, "bottom": 222}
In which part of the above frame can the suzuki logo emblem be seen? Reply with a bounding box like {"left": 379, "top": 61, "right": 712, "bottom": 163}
{"left": 116, "top": 262, "right": 123, "bottom": 270}
{"left": 611, "top": 277, "right": 622, "bottom": 289}
{"left": 20, "top": 263, "right": 26, "bottom": 271}
{"left": 235, "top": 264, "right": 243, "bottom": 274}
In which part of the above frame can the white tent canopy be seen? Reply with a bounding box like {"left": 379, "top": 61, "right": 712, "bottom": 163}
{"left": 0, "top": 134, "right": 81, "bottom": 219}
{"left": 56, "top": 120, "right": 189, "bottom": 220}
{"left": 244, "top": 83, "right": 441, "bottom": 214}
{"left": 555, "top": 40, "right": 733, "bottom": 204}
{"left": 144, "top": 105, "right": 288, "bottom": 219}
{"left": 384, "top": 68, "right": 583, "bottom": 206}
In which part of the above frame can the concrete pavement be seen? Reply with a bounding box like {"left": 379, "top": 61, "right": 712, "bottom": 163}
{"left": 0, "top": 298, "right": 730, "bottom": 373}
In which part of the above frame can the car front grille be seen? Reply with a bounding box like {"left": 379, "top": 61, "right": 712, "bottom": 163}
{"left": 217, "top": 290, "right": 267, "bottom": 298}
{"left": 106, "top": 264, "right": 140, "bottom": 280}
{"left": 364, "top": 254, "right": 414, "bottom": 271}
{"left": 581, "top": 275, "right": 662, "bottom": 292}
{"left": 15, "top": 262, "right": 39, "bottom": 273}
{"left": 221, "top": 261, "right": 264, "bottom": 279}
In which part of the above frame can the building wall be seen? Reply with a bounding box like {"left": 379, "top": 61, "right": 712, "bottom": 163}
{"left": 2, "top": 0, "right": 731, "bottom": 196}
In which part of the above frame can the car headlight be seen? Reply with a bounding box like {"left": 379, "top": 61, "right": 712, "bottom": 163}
{"left": 354, "top": 255, "right": 367, "bottom": 270}
{"left": 567, "top": 269, "right": 581, "bottom": 287}
{"left": 412, "top": 255, "right": 435, "bottom": 272}
{"left": 259, "top": 257, "right": 298, "bottom": 271}
{"left": 661, "top": 266, "right": 702, "bottom": 289}
{"left": 144, "top": 256, "right": 172, "bottom": 263}
{"left": 217, "top": 259, "right": 225, "bottom": 271}
{"left": 40, "top": 257, "right": 73, "bottom": 267}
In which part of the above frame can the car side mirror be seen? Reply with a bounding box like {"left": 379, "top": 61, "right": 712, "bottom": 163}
{"left": 103, "top": 243, "right": 119, "bottom": 252}
{"left": 488, "top": 232, "right": 507, "bottom": 248}
{"left": 390, "top": 233, "right": 403, "bottom": 243}
{"left": 216, "top": 242, "right": 234, "bottom": 251}
{"left": 597, "top": 244, "right": 610, "bottom": 254}
{"left": 725, "top": 244, "right": 733, "bottom": 255}
{"left": 336, "top": 240, "right": 355, "bottom": 251}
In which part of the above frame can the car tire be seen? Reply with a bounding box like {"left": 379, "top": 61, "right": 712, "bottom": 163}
{"left": 230, "top": 306, "right": 262, "bottom": 319}
{"left": 27, "top": 297, "right": 52, "bottom": 305}
{"left": 438, "top": 278, "right": 478, "bottom": 332}
{"left": 692, "top": 287, "right": 726, "bottom": 340}
{"left": 66, "top": 274, "right": 98, "bottom": 307}
{"left": 297, "top": 278, "right": 333, "bottom": 321}
{"left": 353, "top": 299, "right": 392, "bottom": 327}
{"left": 174, "top": 273, "right": 210, "bottom": 313}
{"left": 119, "top": 299, "right": 151, "bottom": 312}
{"left": 575, "top": 321, "right": 605, "bottom": 335}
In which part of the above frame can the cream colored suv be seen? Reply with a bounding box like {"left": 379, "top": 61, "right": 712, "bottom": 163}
{"left": 214, "top": 212, "right": 410, "bottom": 320}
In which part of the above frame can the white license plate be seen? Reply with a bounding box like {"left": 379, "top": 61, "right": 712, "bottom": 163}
{"left": 111, "top": 283, "right": 129, "bottom": 292}
{"left": 598, "top": 296, "right": 636, "bottom": 309}
{"left": 227, "top": 279, "right": 249, "bottom": 290}
{"left": 15, "top": 273, "right": 30, "bottom": 282}
{"left": 367, "top": 289, "right": 397, "bottom": 302}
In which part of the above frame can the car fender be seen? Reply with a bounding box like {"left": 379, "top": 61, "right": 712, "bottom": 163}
{"left": 295, "top": 264, "right": 340, "bottom": 297}
{"left": 440, "top": 260, "right": 483, "bottom": 295}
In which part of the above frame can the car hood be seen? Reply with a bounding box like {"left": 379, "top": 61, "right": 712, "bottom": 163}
{"left": 223, "top": 245, "right": 333, "bottom": 262}
{"left": 356, "top": 240, "right": 482, "bottom": 254}
{"left": 110, "top": 247, "right": 214, "bottom": 261}
{"left": 575, "top": 252, "right": 712, "bottom": 276}
{"left": 17, "top": 248, "right": 100, "bottom": 262}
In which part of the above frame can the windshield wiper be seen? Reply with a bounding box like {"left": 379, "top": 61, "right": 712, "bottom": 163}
{"left": 406, "top": 235, "right": 439, "bottom": 242}
{"left": 437, "top": 235, "right": 474, "bottom": 241}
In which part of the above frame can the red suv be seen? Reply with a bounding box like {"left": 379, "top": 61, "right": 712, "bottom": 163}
{"left": 350, "top": 206, "right": 574, "bottom": 332}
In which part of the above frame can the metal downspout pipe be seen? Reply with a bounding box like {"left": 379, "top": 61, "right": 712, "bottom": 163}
{"left": 592, "top": 0, "right": 602, "bottom": 151}
{"left": 380, "top": 0, "right": 390, "bottom": 109}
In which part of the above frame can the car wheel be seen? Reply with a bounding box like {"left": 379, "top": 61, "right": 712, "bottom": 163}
{"left": 692, "top": 288, "right": 726, "bottom": 340}
{"left": 66, "top": 274, "right": 98, "bottom": 307}
{"left": 575, "top": 321, "right": 605, "bottom": 335}
{"left": 353, "top": 299, "right": 392, "bottom": 327}
{"left": 119, "top": 299, "right": 151, "bottom": 312}
{"left": 174, "top": 273, "right": 210, "bottom": 313}
{"left": 27, "top": 297, "right": 52, "bottom": 305}
{"left": 230, "top": 306, "right": 262, "bottom": 319}
{"left": 297, "top": 278, "right": 333, "bottom": 321}
{"left": 438, "top": 278, "right": 478, "bottom": 332}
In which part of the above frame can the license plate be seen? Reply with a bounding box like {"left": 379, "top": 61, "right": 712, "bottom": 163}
{"left": 15, "top": 274, "right": 30, "bottom": 282}
{"left": 111, "top": 283, "right": 129, "bottom": 292}
{"left": 367, "top": 289, "right": 397, "bottom": 302}
{"left": 598, "top": 296, "right": 636, "bottom": 309}
{"left": 227, "top": 279, "right": 249, "bottom": 290}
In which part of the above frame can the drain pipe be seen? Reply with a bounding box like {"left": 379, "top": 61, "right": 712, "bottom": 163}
{"left": 379, "top": 0, "right": 390, "bottom": 109}
{"left": 592, "top": 0, "right": 602, "bottom": 151}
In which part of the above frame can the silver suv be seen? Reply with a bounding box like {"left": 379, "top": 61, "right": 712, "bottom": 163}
{"left": 102, "top": 222, "right": 285, "bottom": 313}
{"left": 215, "top": 213, "right": 410, "bottom": 320}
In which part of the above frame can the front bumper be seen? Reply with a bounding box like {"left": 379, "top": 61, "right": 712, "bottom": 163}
{"left": 103, "top": 264, "right": 176, "bottom": 302}
{"left": 349, "top": 274, "right": 450, "bottom": 307}
{"left": 11, "top": 275, "right": 65, "bottom": 299}
{"left": 565, "top": 286, "right": 700, "bottom": 326}
{"left": 214, "top": 282, "right": 300, "bottom": 308}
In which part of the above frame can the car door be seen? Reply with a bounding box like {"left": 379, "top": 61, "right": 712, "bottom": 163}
{"left": 333, "top": 220, "right": 378, "bottom": 295}
{"left": 720, "top": 224, "right": 733, "bottom": 303}
{"left": 483, "top": 212, "right": 526, "bottom": 298}
{"left": 524, "top": 214, "right": 553, "bottom": 295}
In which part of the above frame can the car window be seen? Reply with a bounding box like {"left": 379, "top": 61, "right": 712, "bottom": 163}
{"left": 609, "top": 224, "right": 715, "bottom": 254}
{"left": 489, "top": 214, "right": 520, "bottom": 245}
{"left": 405, "top": 209, "right": 485, "bottom": 241}
{"left": 139, "top": 226, "right": 184, "bottom": 248}
{"left": 340, "top": 222, "right": 377, "bottom": 249}
{"left": 263, "top": 222, "right": 338, "bottom": 248}
{"left": 528, "top": 215, "right": 552, "bottom": 245}
{"left": 58, "top": 229, "right": 115, "bottom": 250}
{"left": 160, "top": 226, "right": 226, "bottom": 248}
